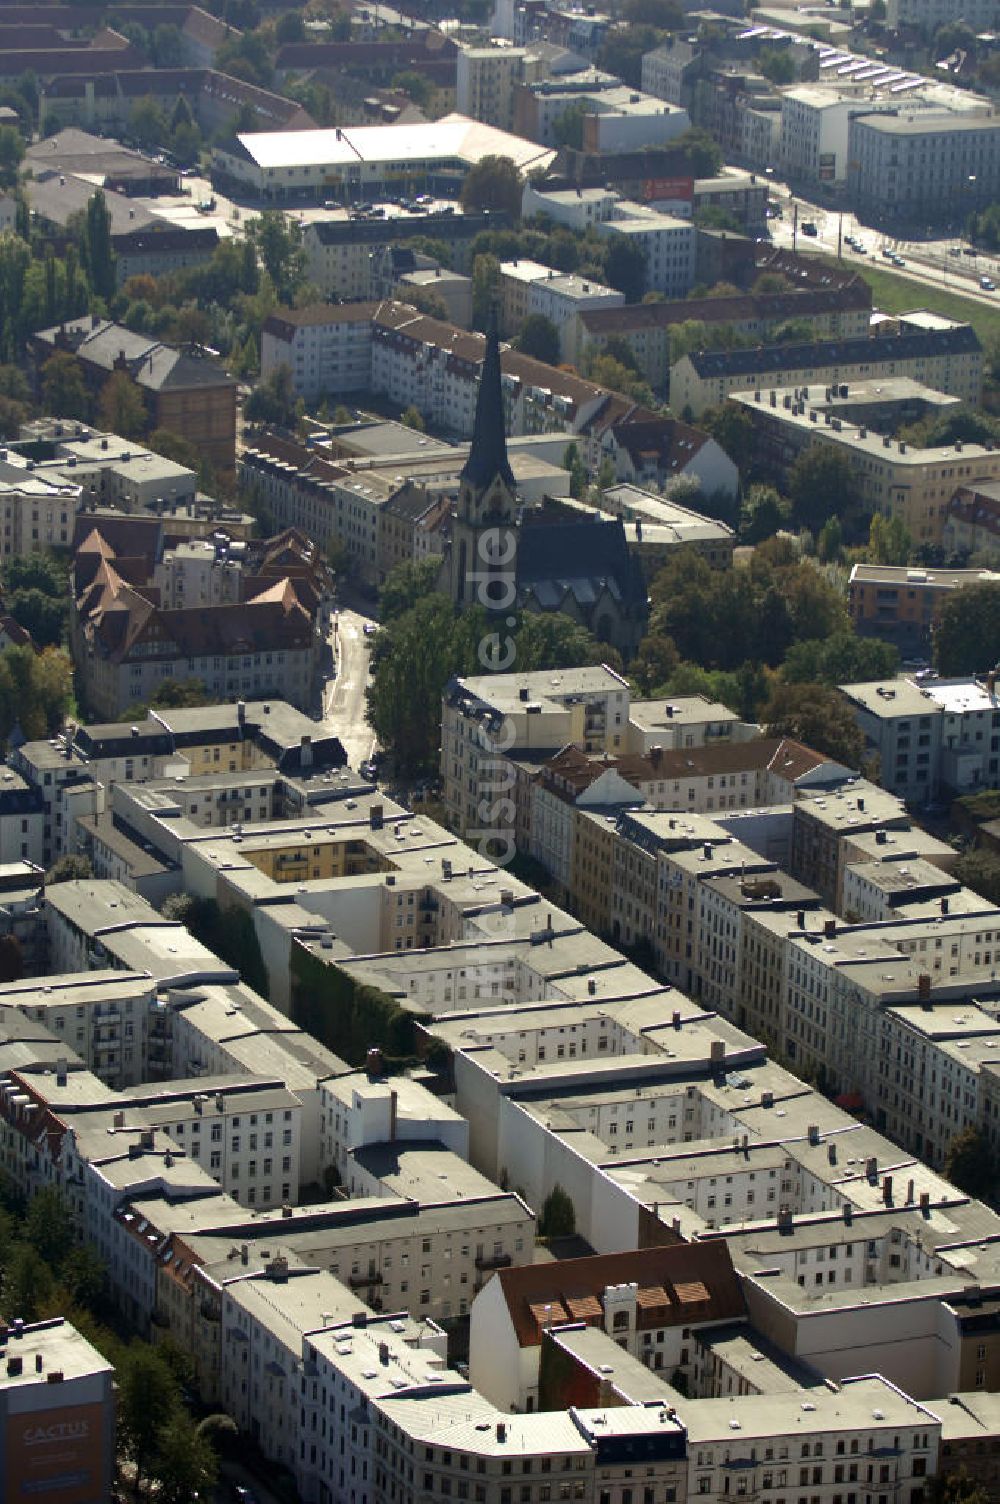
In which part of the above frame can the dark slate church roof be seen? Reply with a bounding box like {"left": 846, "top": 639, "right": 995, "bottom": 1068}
{"left": 460, "top": 317, "right": 515, "bottom": 493}
{"left": 516, "top": 516, "right": 646, "bottom": 613}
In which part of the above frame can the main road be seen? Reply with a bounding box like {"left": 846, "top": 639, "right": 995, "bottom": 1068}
{"left": 766, "top": 180, "right": 1000, "bottom": 310}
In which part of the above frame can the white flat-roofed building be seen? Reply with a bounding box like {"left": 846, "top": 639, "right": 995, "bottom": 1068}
{"left": 498, "top": 258, "right": 624, "bottom": 362}
{"left": 683, "top": 1374, "right": 940, "bottom": 1504}
{"left": 213, "top": 114, "right": 555, "bottom": 199}
{"left": 320, "top": 1070, "right": 468, "bottom": 1184}
{"left": 595, "top": 205, "right": 696, "bottom": 297}
{"left": 848, "top": 109, "right": 1000, "bottom": 218}
{"left": 839, "top": 673, "right": 1000, "bottom": 802}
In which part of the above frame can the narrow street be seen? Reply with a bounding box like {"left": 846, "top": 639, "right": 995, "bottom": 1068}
{"left": 319, "top": 604, "right": 378, "bottom": 771}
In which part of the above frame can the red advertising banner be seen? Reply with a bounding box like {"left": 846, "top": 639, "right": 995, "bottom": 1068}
{"left": 7, "top": 1402, "right": 106, "bottom": 1503}
{"left": 643, "top": 176, "right": 695, "bottom": 202}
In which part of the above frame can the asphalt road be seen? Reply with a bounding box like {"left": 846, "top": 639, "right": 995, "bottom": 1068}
{"left": 766, "top": 182, "right": 1000, "bottom": 309}
{"left": 320, "top": 605, "right": 378, "bottom": 770}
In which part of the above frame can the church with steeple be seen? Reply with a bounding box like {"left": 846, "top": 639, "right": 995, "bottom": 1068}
{"left": 441, "top": 319, "right": 648, "bottom": 657}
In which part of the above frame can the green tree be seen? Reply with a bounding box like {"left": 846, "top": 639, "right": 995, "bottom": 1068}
{"left": 45, "top": 854, "right": 93, "bottom": 885}
{"left": 926, "top": 1470, "right": 990, "bottom": 1504}
{"left": 598, "top": 24, "right": 664, "bottom": 89}
{"left": 152, "top": 1410, "right": 219, "bottom": 1504}
{"left": 782, "top": 633, "right": 898, "bottom": 686}
{"left": 761, "top": 682, "right": 864, "bottom": 766}
{"left": 152, "top": 23, "right": 184, "bottom": 67}
{"left": 562, "top": 440, "right": 588, "bottom": 498}
{"left": 380, "top": 558, "right": 441, "bottom": 621}
{"left": 552, "top": 99, "right": 588, "bottom": 150}
{"left": 868, "top": 512, "right": 911, "bottom": 566}
{"left": 942, "top": 1126, "right": 998, "bottom": 1202}
{"left": 5, "top": 588, "right": 65, "bottom": 647}
{"left": 245, "top": 365, "right": 301, "bottom": 429}
{"left": 128, "top": 96, "right": 169, "bottom": 152}
{"left": 150, "top": 677, "right": 210, "bottom": 708}
{"left": 148, "top": 427, "right": 214, "bottom": 492}
{"left": 816, "top": 515, "right": 842, "bottom": 562}
{"left": 0, "top": 933, "right": 22, "bottom": 982}
{"left": 954, "top": 849, "right": 1000, "bottom": 907}
{"left": 401, "top": 404, "right": 425, "bottom": 431}
{"left": 275, "top": 8, "right": 307, "bottom": 43}
{"left": 699, "top": 403, "right": 756, "bottom": 476}
{"left": 0, "top": 126, "right": 24, "bottom": 189}
{"left": 471, "top": 251, "right": 501, "bottom": 331}
{"left": 392, "top": 70, "right": 432, "bottom": 110}
{"left": 758, "top": 47, "right": 796, "bottom": 83}
{"left": 739, "top": 483, "right": 788, "bottom": 544}
{"left": 675, "top": 126, "right": 723, "bottom": 178}
{"left": 24, "top": 1187, "right": 75, "bottom": 1269}
{"left": 99, "top": 370, "right": 147, "bottom": 439}
{"left": 40, "top": 351, "right": 89, "bottom": 421}
{"left": 585, "top": 353, "right": 654, "bottom": 407}
{"left": 787, "top": 444, "right": 859, "bottom": 533}
{"left": 118, "top": 1344, "right": 181, "bottom": 1493}
{"left": 80, "top": 189, "right": 116, "bottom": 300}
{"left": 539, "top": 1184, "right": 576, "bottom": 1238}
{"left": 603, "top": 235, "right": 647, "bottom": 302}
{"left": 516, "top": 313, "right": 560, "bottom": 365}
{"left": 2, "top": 1241, "right": 54, "bottom": 1321}
{"left": 935, "top": 582, "right": 1000, "bottom": 675}
{"left": 460, "top": 155, "right": 522, "bottom": 220}
{"left": 249, "top": 210, "right": 305, "bottom": 303}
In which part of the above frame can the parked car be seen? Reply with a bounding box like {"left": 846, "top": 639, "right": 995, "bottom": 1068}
{"left": 801, "top": 221, "right": 818, "bottom": 236}
{"left": 981, "top": 275, "right": 996, "bottom": 291}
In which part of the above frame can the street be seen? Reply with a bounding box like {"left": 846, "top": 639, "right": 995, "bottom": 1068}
{"left": 767, "top": 180, "right": 1000, "bottom": 309}
{"left": 319, "top": 604, "right": 378, "bottom": 771}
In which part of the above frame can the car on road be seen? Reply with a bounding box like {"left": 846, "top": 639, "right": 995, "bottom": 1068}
{"left": 963, "top": 246, "right": 978, "bottom": 256}
{"left": 890, "top": 254, "right": 905, "bottom": 267}
{"left": 854, "top": 243, "right": 868, "bottom": 254}
{"left": 801, "top": 221, "right": 818, "bottom": 236}
{"left": 981, "top": 275, "right": 996, "bottom": 291}
{"left": 948, "top": 245, "right": 962, "bottom": 256}
{"left": 233, "top": 1487, "right": 259, "bottom": 1504}
{"left": 360, "top": 761, "right": 378, "bottom": 782}
{"left": 363, "top": 622, "right": 377, "bottom": 638}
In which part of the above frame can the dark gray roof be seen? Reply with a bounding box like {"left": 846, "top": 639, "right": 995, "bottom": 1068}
{"left": 113, "top": 225, "right": 220, "bottom": 256}
{"left": 516, "top": 516, "right": 646, "bottom": 613}
{"left": 461, "top": 319, "right": 514, "bottom": 493}
{"left": 308, "top": 208, "right": 506, "bottom": 246}
{"left": 32, "top": 318, "right": 237, "bottom": 395}
{"left": 684, "top": 325, "right": 981, "bottom": 379}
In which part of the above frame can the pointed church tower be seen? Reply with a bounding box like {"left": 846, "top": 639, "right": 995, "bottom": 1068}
{"left": 449, "top": 314, "right": 517, "bottom": 608}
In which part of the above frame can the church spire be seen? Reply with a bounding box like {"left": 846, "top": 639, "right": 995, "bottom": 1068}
{"left": 461, "top": 310, "right": 515, "bottom": 493}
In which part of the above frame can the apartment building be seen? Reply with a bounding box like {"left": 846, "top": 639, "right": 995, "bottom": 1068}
{"left": 848, "top": 110, "right": 1000, "bottom": 220}
{"left": 574, "top": 281, "right": 873, "bottom": 391}
{"left": 261, "top": 302, "right": 378, "bottom": 402}
{"left": 29, "top": 317, "right": 238, "bottom": 469}
{"left": 943, "top": 483, "right": 1000, "bottom": 562}
{"left": 839, "top": 673, "right": 1000, "bottom": 803}
{"left": 457, "top": 44, "right": 528, "bottom": 131}
{"left": 440, "top": 665, "right": 631, "bottom": 837}
{"left": 0, "top": 1317, "right": 115, "bottom": 1504}
{"left": 886, "top": 0, "right": 1000, "bottom": 30}
{"left": 672, "top": 324, "right": 983, "bottom": 419}
{"left": 595, "top": 206, "right": 696, "bottom": 297}
{"left": 498, "top": 258, "right": 623, "bottom": 363}
{"left": 302, "top": 206, "right": 506, "bottom": 301}
{"left": 470, "top": 1240, "right": 745, "bottom": 1412}
{"left": 848, "top": 562, "right": 1000, "bottom": 651}
{"left": 731, "top": 386, "right": 1000, "bottom": 544}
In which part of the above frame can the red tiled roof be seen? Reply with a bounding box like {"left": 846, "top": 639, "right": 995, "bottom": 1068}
{"left": 496, "top": 1240, "right": 744, "bottom": 1349}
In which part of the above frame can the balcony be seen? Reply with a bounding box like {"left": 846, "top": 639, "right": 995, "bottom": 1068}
{"left": 348, "top": 1270, "right": 383, "bottom": 1288}
{"left": 475, "top": 1251, "right": 512, "bottom": 1271}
